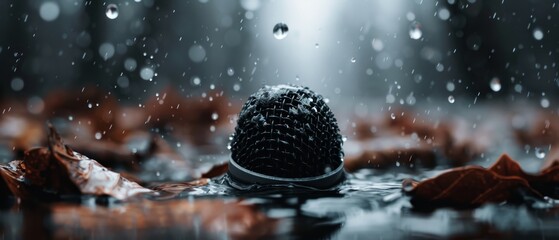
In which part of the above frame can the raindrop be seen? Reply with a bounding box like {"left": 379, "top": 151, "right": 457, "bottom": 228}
{"left": 227, "top": 67, "right": 235, "bottom": 76}
{"left": 446, "top": 82, "right": 455, "bottom": 92}
{"left": 438, "top": 8, "right": 450, "bottom": 20}
{"left": 39, "top": 2, "right": 60, "bottom": 22}
{"left": 535, "top": 147, "right": 546, "bottom": 159}
{"left": 68, "top": 116, "right": 74, "bottom": 121}
{"left": 27, "top": 97, "right": 45, "bottom": 114}
{"left": 315, "top": 43, "right": 319, "bottom": 48}
{"left": 448, "top": 95, "right": 455, "bottom": 103}
{"left": 124, "top": 58, "right": 137, "bottom": 71}
{"left": 105, "top": 4, "right": 119, "bottom": 19}
{"left": 191, "top": 76, "right": 201, "bottom": 86}
{"left": 117, "top": 76, "right": 129, "bottom": 88}
{"left": 11, "top": 78, "right": 24, "bottom": 91}
{"left": 233, "top": 83, "right": 241, "bottom": 91}
{"left": 396, "top": 161, "right": 400, "bottom": 167}
{"left": 210, "top": 125, "right": 216, "bottom": 132}
{"left": 409, "top": 21, "right": 422, "bottom": 40}
{"left": 98, "top": 43, "right": 115, "bottom": 60}
{"left": 490, "top": 77, "right": 501, "bottom": 92}
{"left": 95, "top": 132, "right": 102, "bottom": 140}
{"left": 533, "top": 28, "right": 544, "bottom": 41}
{"left": 295, "top": 75, "right": 300, "bottom": 81}
{"left": 211, "top": 113, "right": 219, "bottom": 120}
{"left": 87, "top": 103, "right": 93, "bottom": 108}
{"left": 273, "top": 23, "right": 289, "bottom": 40}
{"left": 140, "top": 67, "right": 155, "bottom": 81}
{"left": 188, "top": 45, "right": 206, "bottom": 63}
{"left": 350, "top": 57, "right": 356, "bottom": 63}
{"left": 540, "top": 98, "right": 550, "bottom": 108}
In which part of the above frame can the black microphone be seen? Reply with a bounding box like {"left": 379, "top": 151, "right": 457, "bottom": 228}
{"left": 228, "top": 85, "right": 345, "bottom": 189}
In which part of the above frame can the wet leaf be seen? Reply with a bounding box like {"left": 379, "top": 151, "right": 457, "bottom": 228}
{"left": 404, "top": 154, "right": 559, "bottom": 208}
{"left": 151, "top": 178, "right": 210, "bottom": 199}
{"left": 0, "top": 125, "right": 152, "bottom": 201}
{"left": 51, "top": 199, "right": 278, "bottom": 240}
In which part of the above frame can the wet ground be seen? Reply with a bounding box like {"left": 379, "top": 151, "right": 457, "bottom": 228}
{"left": 1, "top": 96, "right": 559, "bottom": 239}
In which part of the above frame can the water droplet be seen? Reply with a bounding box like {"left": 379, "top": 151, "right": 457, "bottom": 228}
{"left": 535, "top": 147, "right": 546, "bottom": 159}
{"left": 11, "top": 78, "right": 24, "bottom": 91}
{"left": 209, "top": 125, "right": 216, "bottom": 132}
{"left": 395, "top": 161, "right": 401, "bottom": 167}
{"left": 533, "top": 28, "right": 544, "bottom": 41}
{"left": 87, "top": 103, "right": 93, "bottom": 109}
{"left": 540, "top": 98, "right": 550, "bottom": 108}
{"left": 409, "top": 21, "right": 422, "bottom": 40}
{"left": 211, "top": 112, "right": 219, "bottom": 120}
{"left": 446, "top": 82, "right": 455, "bottom": 92}
{"left": 95, "top": 132, "right": 102, "bottom": 140}
{"left": 315, "top": 43, "right": 319, "bottom": 48}
{"left": 273, "top": 23, "right": 289, "bottom": 40}
{"left": 490, "top": 77, "right": 501, "bottom": 92}
{"left": 390, "top": 113, "right": 396, "bottom": 120}
{"left": 448, "top": 95, "right": 455, "bottom": 103}
{"left": 188, "top": 44, "right": 206, "bottom": 63}
{"left": 233, "top": 83, "right": 241, "bottom": 91}
{"left": 155, "top": 171, "right": 161, "bottom": 177}
{"left": 140, "top": 67, "right": 155, "bottom": 81}
{"left": 342, "top": 136, "right": 348, "bottom": 142}
{"left": 191, "top": 76, "right": 201, "bottom": 86}
{"left": 105, "top": 4, "right": 119, "bottom": 19}
{"left": 295, "top": 75, "right": 300, "bottom": 81}
{"left": 227, "top": 144, "right": 232, "bottom": 150}
{"left": 27, "top": 97, "right": 45, "bottom": 114}
{"left": 227, "top": 67, "right": 235, "bottom": 76}
{"left": 68, "top": 116, "right": 74, "bottom": 121}
{"left": 350, "top": 57, "right": 356, "bottom": 63}
{"left": 98, "top": 42, "right": 115, "bottom": 60}
{"left": 124, "top": 58, "right": 137, "bottom": 71}
{"left": 39, "top": 2, "right": 60, "bottom": 22}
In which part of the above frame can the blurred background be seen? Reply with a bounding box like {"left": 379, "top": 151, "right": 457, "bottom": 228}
{"left": 1, "top": 0, "right": 558, "bottom": 110}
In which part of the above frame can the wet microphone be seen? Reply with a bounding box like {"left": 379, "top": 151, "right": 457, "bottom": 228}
{"left": 228, "top": 85, "right": 345, "bottom": 189}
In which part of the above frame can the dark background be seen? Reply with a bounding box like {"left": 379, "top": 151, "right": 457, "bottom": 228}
{"left": 1, "top": 0, "right": 558, "bottom": 109}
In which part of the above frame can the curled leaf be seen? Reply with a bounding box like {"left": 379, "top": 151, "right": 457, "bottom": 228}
{"left": 404, "top": 154, "right": 559, "bottom": 208}
{"left": 0, "top": 125, "right": 152, "bottom": 201}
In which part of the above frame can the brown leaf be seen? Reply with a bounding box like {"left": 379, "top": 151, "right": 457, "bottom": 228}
{"left": 47, "top": 125, "right": 152, "bottom": 200}
{"left": 404, "top": 154, "right": 559, "bottom": 208}
{"left": 51, "top": 199, "right": 277, "bottom": 240}
{"left": 404, "top": 166, "right": 531, "bottom": 208}
{"left": 0, "top": 125, "right": 152, "bottom": 201}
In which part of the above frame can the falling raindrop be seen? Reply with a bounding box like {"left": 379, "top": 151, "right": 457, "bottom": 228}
{"left": 191, "top": 76, "right": 201, "bottom": 86}
{"left": 315, "top": 43, "right": 319, "bottom": 48}
{"left": 227, "top": 67, "right": 235, "bottom": 76}
{"left": 490, "top": 77, "right": 501, "bottom": 92}
{"left": 273, "top": 23, "right": 289, "bottom": 40}
{"left": 140, "top": 67, "right": 155, "bottom": 81}
{"left": 95, "top": 132, "right": 102, "bottom": 140}
{"left": 535, "top": 147, "right": 546, "bottom": 159}
{"left": 533, "top": 28, "right": 544, "bottom": 41}
{"left": 540, "top": 98, "right": 550, "bottom": 108}
{"left": 448, "top": 95, "right": 455, "bottom": 103}
{"left": 350, "top": 57, "right": 356, "bottom": 63}
{"left": 39, "top": 2, "right": 60, "bottom": 22}
{"left": 11, "top": 78, "right": 24, "bottom": 91}
{"left": 233, "top": 83, "right": 241, "bottom": 91}
{"left": 105, "top": 4, "right": 119, "bottom": 19}
{"left": 409, "top": 21, "right": 422, "bottom": 40}
{"left": 211, "top": 112, "right": 219, "bottom": 120}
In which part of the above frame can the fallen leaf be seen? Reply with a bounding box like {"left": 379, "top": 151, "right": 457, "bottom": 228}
{"left": 0, "top": 125, "right": 152, "bottom": 201}
{"left": 404, "top": 154, "right": 559, "bottom": 208}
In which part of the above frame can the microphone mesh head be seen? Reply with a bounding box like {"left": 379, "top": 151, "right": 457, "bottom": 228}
{"left": 230, "top": 85, "right": 343, "bottom": 178}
